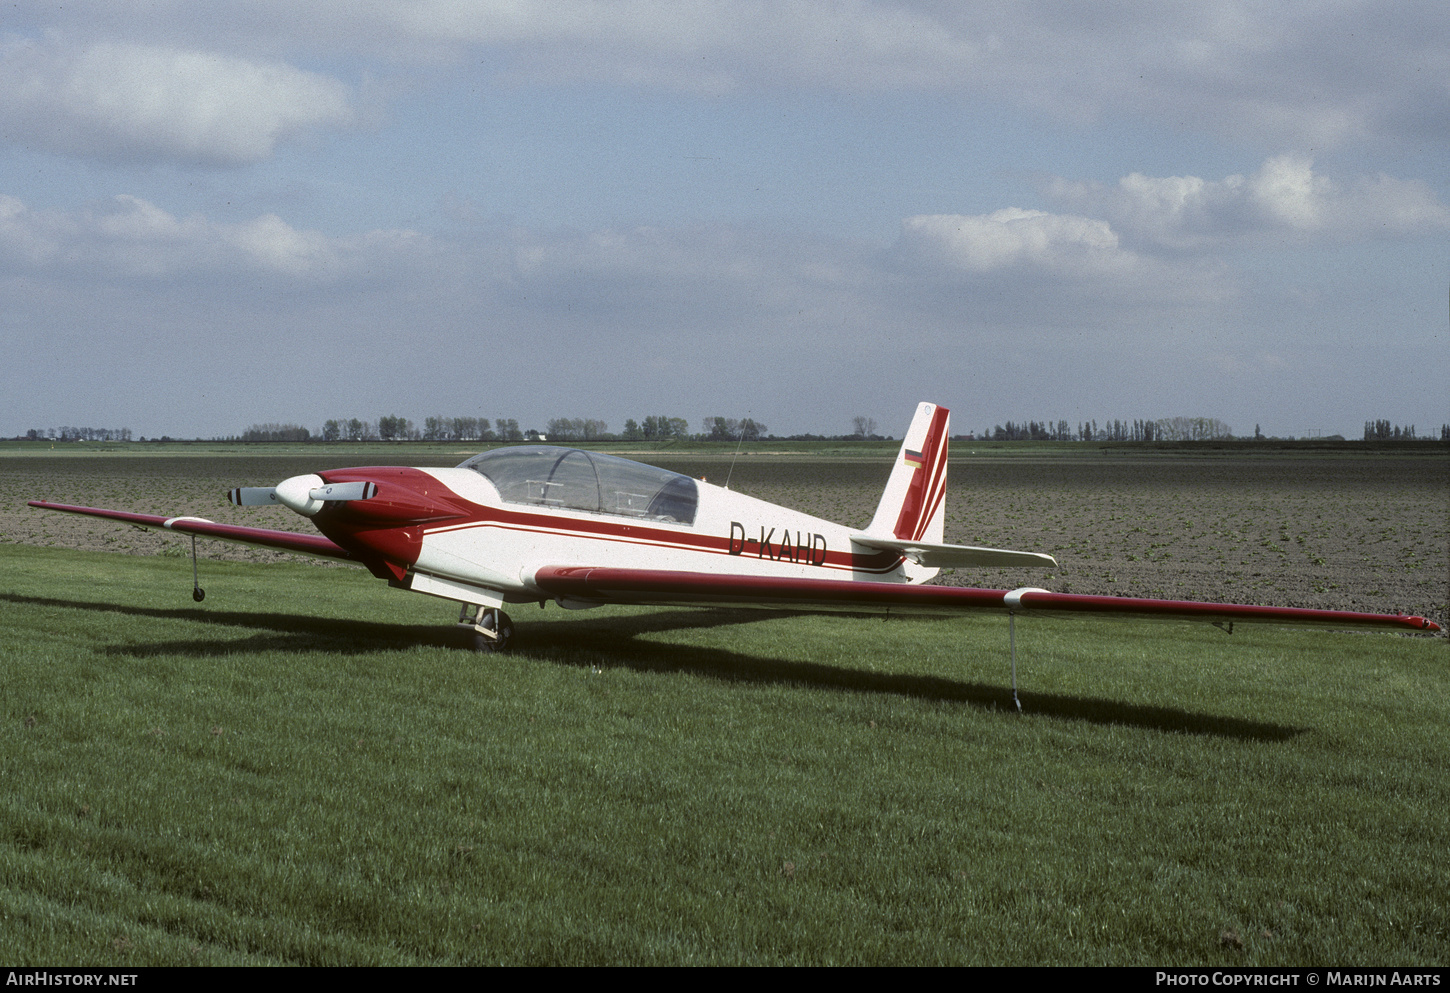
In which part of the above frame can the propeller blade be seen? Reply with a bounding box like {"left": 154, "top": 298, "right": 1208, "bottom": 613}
{"left": 309, "top": 481, "right": 378, "bottom": 502}
{"left": 229, "top": 476, "right": 374, "bottom": 515}
{"left": 229, "top": 487, "right": 280, "bottom": 506}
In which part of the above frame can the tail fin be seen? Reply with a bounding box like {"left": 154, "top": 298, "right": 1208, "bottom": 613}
{"left": 866, "top": 402, "right": 950, "bottom": 543}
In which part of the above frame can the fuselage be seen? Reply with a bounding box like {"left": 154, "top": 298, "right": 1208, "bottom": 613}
{"left": 296, "top": 447, "right": 923, "bottom": 609}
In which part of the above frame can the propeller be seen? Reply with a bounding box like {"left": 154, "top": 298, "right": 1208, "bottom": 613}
{"left": 228, "top": 476, "right": 377, "bottom": 516}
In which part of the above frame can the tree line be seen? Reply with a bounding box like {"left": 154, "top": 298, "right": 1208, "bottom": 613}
{"left": 307, "top": 417, "right": 525, "bottom": 442}
{"left": 979, "top": 418, "right": 1235, "bottom": 442}
{"left": 977, "top": 418, "right": 1450, "bottom": 443}
{"left": 229, "top": 414, "right": 773, "bottom": 443}
{"left": 24, "top": 426, "right": 133, "bottom": 442}
{"left": 1363, "top": 420, "right": 1448, "bottom": 441}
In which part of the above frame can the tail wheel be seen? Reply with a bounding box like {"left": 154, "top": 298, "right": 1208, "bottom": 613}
{"left": 472, "top": 609, "right": 514, "bottom": 653}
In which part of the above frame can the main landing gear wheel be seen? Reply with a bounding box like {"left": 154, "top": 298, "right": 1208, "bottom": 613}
{"left": 468, "top": 608, "right": 514, "bottom": 653}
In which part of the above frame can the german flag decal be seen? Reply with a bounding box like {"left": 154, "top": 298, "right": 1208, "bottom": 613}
{"left": 903, "top": 449, "right": 924, "bottom": 468}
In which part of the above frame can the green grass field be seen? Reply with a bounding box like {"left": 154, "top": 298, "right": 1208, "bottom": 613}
{"left": 2, "top": 544, "right": 1445, "bottom": 965}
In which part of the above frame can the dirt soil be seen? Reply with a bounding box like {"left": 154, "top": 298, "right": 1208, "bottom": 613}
{"left": 4, "top": 449, "right": 1445, "bottom": 629}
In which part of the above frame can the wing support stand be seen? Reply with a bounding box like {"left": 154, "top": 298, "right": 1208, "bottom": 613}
{"left": 1009, "top": 611, "right": 1021, "bottom": 713}
{"left": 1003, "top": 588, "right": 1047, "bottom": 714}
{"left": 190, "top": 535, "right": 205, "bottom": 602}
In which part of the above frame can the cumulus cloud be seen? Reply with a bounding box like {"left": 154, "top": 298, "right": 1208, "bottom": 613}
{"left": 896, "top": 209, "right": 1129, "bottom": 277}
{"left": 884, "top": 206, "right": 1237, "bottom": 320}
{"left": 0, "top": 193, "right": 419, "bottom": 280}
{"left": 1048, "top": 155, "right": 1450, "bottom": 248}
{"left": 0, "top": 37, "right": 354, "bottom": 165}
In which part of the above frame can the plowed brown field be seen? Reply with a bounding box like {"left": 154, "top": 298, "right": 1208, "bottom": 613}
{"left": 4, "top": 448, "right": 1445, "bottom": 628}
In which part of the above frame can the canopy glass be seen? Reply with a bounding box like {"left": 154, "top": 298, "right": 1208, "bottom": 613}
{"left": 458, "top": 447, "right": 698, "bottom": 525}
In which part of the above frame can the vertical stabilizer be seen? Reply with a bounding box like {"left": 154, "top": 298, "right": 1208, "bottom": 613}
{"left": 866, "top": 402, "right": 950, "bottom": 543}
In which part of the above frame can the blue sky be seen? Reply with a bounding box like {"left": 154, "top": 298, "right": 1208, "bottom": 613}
{"left": 2, "top": 1, "right": 1446, "bottom": 440}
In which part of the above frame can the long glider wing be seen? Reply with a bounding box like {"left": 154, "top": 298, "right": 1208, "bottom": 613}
{"left": 532, "top": 566, "right": 1440, "bottom": 633}
{"left": 27, "top": 501, "right": 359, "bottom": 562}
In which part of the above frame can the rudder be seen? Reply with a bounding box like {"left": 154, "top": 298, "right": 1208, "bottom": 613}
{"left": 865, "top": 402, "right": 950, "bottom": 543}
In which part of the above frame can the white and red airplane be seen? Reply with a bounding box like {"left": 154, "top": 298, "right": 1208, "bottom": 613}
{"left": 29, "top": 402, "right": 1439, "bottom": 697}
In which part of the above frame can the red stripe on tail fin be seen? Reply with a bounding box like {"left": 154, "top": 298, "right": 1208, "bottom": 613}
{"left": 893, "top": 404, "right": 949, "bottom": 540}
{"left": 865, "top": 403, "right": 951, "bottom": 545}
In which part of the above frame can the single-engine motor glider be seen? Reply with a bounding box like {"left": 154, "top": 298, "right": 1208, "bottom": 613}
{"left": 29, "top": 402, "right": 1439, "bottom": 673}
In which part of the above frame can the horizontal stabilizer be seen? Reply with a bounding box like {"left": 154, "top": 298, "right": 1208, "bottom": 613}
{"left": 850, "top": 534, "right": 1057, "bottom": 569}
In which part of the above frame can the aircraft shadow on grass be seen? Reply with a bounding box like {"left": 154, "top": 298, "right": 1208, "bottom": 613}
{"left": 3, "top": 591, "right": 1304, "bottom": 743}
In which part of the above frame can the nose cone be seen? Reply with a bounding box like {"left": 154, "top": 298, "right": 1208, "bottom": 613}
{"left": 274, "top": 474, "right": 326, "bottom": 516}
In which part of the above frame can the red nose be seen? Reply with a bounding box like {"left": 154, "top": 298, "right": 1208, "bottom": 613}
{"left": 303, "top": 467, "right": 473, "bottom": 581}
{"left": 315, "top": 467, "right": 468, "bottom": 525}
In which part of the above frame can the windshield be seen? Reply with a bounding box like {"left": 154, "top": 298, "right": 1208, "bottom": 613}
{"left": 458, "top": 447, "right": 698, "bottom": 525}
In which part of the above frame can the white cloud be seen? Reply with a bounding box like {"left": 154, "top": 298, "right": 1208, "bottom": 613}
{"left": 1049, "top": 155, "right": 1450, "bottom": 248}
{"left": 0, "top": 37, "right": 354, "bottom": 164}
{"left": 0, "top": 193, "right": 419, "bottom": 279}
{"left": 1247, "top": 155, "right": 1329, "bottom": 229}
{"left": 897, "top": 209, "right": 1127, "bottom": 277}
{"left": 884, "top": 206, "right": 1240, "bottom": 320}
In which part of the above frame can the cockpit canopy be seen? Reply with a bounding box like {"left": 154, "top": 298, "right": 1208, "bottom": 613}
{"left": 457, "top": 446, "right": 698, "bottom": 526}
